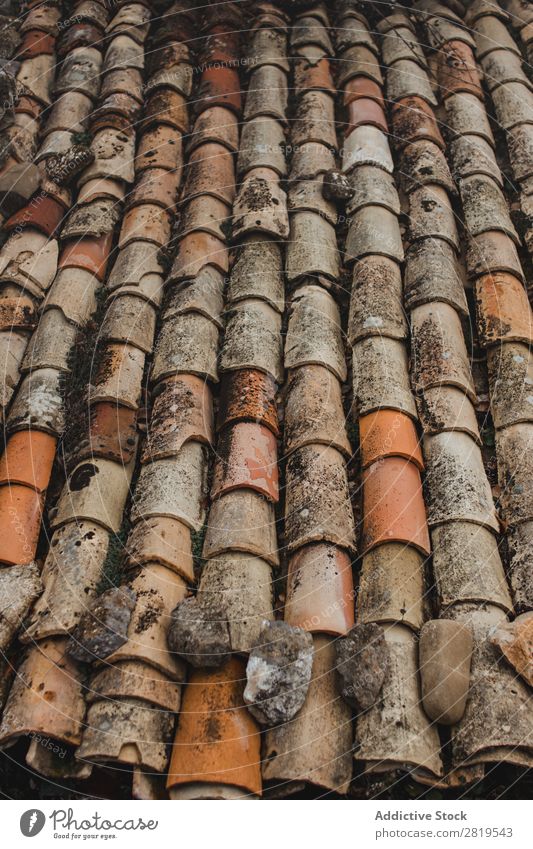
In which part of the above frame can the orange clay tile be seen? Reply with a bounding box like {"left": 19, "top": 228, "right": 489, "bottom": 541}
{"left": 135, "top": 125, "right": 183, "bottom": 173}
{"left": 346, "top": 97, "right": 388, "bottom": 135}
{"left": 218, "top": 369, "right": 279, "bottom": 436}
{"left": 294, "top": 57, "right": 335, "bottom": 93}
{"left": 212, "top": 422, "right": 279, "bottom": 503}
{"left": 80, "top": 402, "right": 138, "bottom": 463}
{"left": 14, "top": 96, "right": 41, "bottom": 120}
{"left": 475, "top": 272, "right": 533, "bottom": 346}
{"left": 4, "top": 196, "right": 64, "bottom": 238}
{"left": 126, "top": 167, "right": 181, "bottom": 211}
{"left": 362, "top": 457, "right": 430, "bottom": 556}
{"left": 119, "top": 204, "right": 172, "bottom": 249}
{"left": 184, "top": 143, "right": 235, "bottom": 206}
{"left": 18, "top": 30, "right": 55, "bottom": 58}
{"left": 196, "top": 66, "right": 242, "bottom": 115}
{"left": 391, "top": 96, "right": 444, "bottom": 149}
{"left": 0, "top": 638, "right": 86, "bottom": 748}
{"left": 142, "top": 374, "right": 214, "bottom": 462}
{"left": 0, "top": 431, "right": 57, "bottom": 492}
{"left": 126, "top": 516, "right": 194, "bottom": 582}
{"left": 0, "top": 484, "right": 44, "bottom": 565}
{"left": 58, "top": 233, "right": 113, "bottom": 281}
{"left": 359, "top": 410, "right": 424, "bottom": 471}
{"left": 285, "top": 543, "right": 355, "bottom": 636}
{"left": 437, "top": 40, "right": 483, "bottom": 99}
{"left": 166, "top": 658, "right": 262, "bottom": 796}
{"left": 343, "top": 75, "right": 384, "bottom": 107}
{"left": 142, "top": 90, "right": 189, "bottom": 134}
{"left": 172, "top": 232, "right": 229, "bottom": 278}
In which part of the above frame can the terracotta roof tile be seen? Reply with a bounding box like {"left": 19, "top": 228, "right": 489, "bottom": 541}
{"left": 104, "top": 563, "right": 187, "bottom": 679}
{"left": 432, "top": 520, "right": 512, "bottom": 611}
{"left": 358, "top": 542, "right": 426, "bottom": 630}
{"left": 285, "top": 544, "right": 355, "bottom": 635}
{"left": 387, "top": 58, "right": 438, "bottom": 104}
{"left": 51, "top": 456, "right": 134, "bottom": 534}
{"left": 90, "top": 342, "right": 145, "bottom": 408}
{"left": 89, "top": 660, "right": 180, "bottom": 712}
{"left": 220, "top": 300, "right": 282, "bottom": 382}
{"left": 78, "top": 697, "right": 174, "bottom": 773}
{"left": 218, "top": 369, "right": 279, "bottom": 435}
{"left": 291, "top": 90, "right": 337, "bottom": 149}
{"left": 195, "top": 66, "right": 242, "bottom": 116}
{"left": 77, "top": 402, "right": 138, "bottom": 465}
{"left": 284, "top": 365, "right": 352, "bottom": 458}
{"left": 0, "top": 484, "right": 43, "bottom": 565}
{"left": 143, "top": 374, "right": 213, "bottom": 462}
{"left": 202, "top": 489, "right": 279, "bottom": 566}
{"left": 353, "top": 336, "right": 418, "bottom": 419}
{"left": 355, "top": 624, "right": 442, "bottom": 780}
{"left": 7, "top": 368, "right": 65, "bottom": 436}
{"left": 0, "top": 429, "right": 56, "bottom": 491}
{"left": 167, "top": 659, "right": 262, "bottom": 798}
{"left": 424, "top": 431, "right": 500, "bottom": 531}
{"left": 21, "top": 520, "right": 110, "bottom": 643}
{"left": 349, "top": 256, "right": 407, "bottom": 344}
{"left": 362, "top": 457, "right": 430, "bottom": 555}
{"left": 360, "top": 410, "right": 424, "bottom": 470}
{"left": 411, "top": 301, "right": 477, "bottom": 401}
{"left": 262, "top": 636, "right": 353, "bottom": 795}
{"left": 212, "top": 422, "right": 279, "bottom": 503}
{"left": 0, "top": 638, "right": 86, "bottom": 749}
{"left": 284, "top": 445, "right": 356, "bottom": 553}
{"left": 227, "top": 237, "right": 284, "bottom": 312}
{"left": 126, "top": 500, "right": 192, "bottom": 576}
{"left": 486, "top": 341, "right": 533, "bottom": 430}
{"left": 0, "top": 562, "right": 42, "bottom": 654}
{"left": 346, "top": 165, "right": 400, "bottom": 217}
{"left": 475, "top": 272, "right": 533, "bottom": 346}
{"left": 164, "top": 269, "right": 224, "bottom": 328}
{"left": 342, "top": 125, "right": 394, "bottom": 173}
{"left": 187, "top": 106, "right": 239, "bottom": 155}
{"left": 233, "top": 174, "right": 290, "bottom": 239}
{"left": 447, "top": 604, "right": 532, "bottom": 771}
{"left": 284, "top": 285, "right": 347, "bottom": 381}
{"left": 337, "top": 45, "right": 384, "bottom": 88}
{"left": 1, "top": 0, "right": 533, "bottom": 797}
{"left": 130, "top": 446, "right": 207, "bottom": 532}
{"left": 242, "top": 65, "right": 287, "bottom": 125}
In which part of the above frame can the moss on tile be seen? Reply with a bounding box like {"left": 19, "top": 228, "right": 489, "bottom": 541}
{"left": 191, "top": 521, "right": 207, "bottom": 583}
{"left": 96, "top": 518, "right": 131, "bottom": 594}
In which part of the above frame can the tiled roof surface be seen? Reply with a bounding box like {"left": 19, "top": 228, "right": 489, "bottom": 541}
{"left": 0, "top": 0, "right": 532, "bottom": 799}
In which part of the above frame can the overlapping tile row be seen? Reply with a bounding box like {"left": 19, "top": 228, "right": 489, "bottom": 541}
{"left": 74, "top": 1, "right": 246, "bottom": 797}
{"left": 0, "top": 0, "right": 158, "bottom": 782}
{"left": 333, "top": 4, "right": 443, "bottom": 785}
{"left": 503, "top": 0, "right": 533, "bottom": 63}
{"left": 0, "top": 0, "right": 151, "bottom": 577}
{"left": 0, "top": 1, "right": 59, "bottom": 231}
{"left": 464, "top": 1, "right": 533, "bottom": 618}
{"left": 166, "top": 0, "right": 283, "bottom": 801}
{"left": 396, "top": 1, "right": 533, "bottom": 773}
{"left": 0, "top": 0, "right": 118, "bottom": 654}
{"left": 259, "top": 0, "right": 357, "bottom": 798}
{"left": 0, "top": 1, "right": 70, "bottom": 417}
